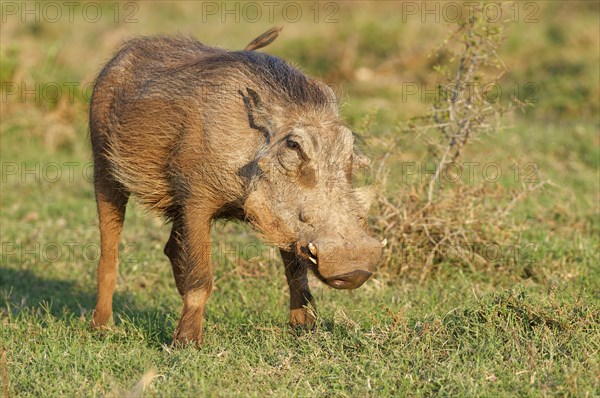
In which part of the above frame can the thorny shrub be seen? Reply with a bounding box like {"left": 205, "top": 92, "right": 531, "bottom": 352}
{"left": 370, "top": 8, "right": 549, "bottom": 280}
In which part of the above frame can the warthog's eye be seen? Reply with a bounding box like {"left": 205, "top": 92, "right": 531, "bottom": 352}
{"left": 278, "top": 137, "right": 305, "bottom": 173}
{"left": 286, "top": 139, "right": 300, "bottom": 151}
{"left": 285, "top": 137, "right": 308, "bottom": 162}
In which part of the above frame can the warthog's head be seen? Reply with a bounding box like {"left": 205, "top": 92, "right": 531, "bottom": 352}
{"left": 240, "top": 58, "right": 384, "bottom": 289}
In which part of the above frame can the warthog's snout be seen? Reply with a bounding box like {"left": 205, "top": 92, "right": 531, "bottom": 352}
{"left": 301, "top": 234, "right": 384, "bottom": 289}
{"left": 326, "top": 270, "right": 373, "bottom": 289}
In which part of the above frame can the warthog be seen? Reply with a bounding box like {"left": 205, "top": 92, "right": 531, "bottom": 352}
{"left": 90, "top": 28, "right": 385, "bottom": 346}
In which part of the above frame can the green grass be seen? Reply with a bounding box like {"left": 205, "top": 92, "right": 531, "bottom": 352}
{"left": 1, "top": 1, "right": 599, "bottom": 397}
{"left": 1, "top": 116, "right": 598, "bottom": 397}
{"left": 2, "top": 281, "right": 598, "bottom": 396}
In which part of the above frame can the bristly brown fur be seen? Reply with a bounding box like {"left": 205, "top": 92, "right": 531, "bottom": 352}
{"left": 89, "top": 28, "right": 382, "bottom": 346}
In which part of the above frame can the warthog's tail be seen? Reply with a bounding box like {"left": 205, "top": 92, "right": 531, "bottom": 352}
{"left": 244, "top": 27, "right": 282, "bottom": 51}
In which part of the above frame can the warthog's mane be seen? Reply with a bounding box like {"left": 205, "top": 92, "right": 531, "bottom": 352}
{"left": 198, "top": 50, "right": 334, "bottom": 109}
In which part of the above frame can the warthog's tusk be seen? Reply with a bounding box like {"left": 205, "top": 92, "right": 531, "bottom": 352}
{"left": 381, "top": 238, "right": 387, "bottom": 248}
{"left": 309, "top": 256, "right": 317, "bottom": 265}
{"left": 308, "top": 242, "right": 317, "bottom": 256}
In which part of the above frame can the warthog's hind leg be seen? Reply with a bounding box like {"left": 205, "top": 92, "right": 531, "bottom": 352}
{"left": 92, "top": 168, "right": 129, "bottom": 328}
{"left": 164, "top": 215, "right": 186, "bottom": 296}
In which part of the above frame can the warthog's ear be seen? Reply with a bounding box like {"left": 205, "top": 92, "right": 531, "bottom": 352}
{"left": 244, "top": 27, "right": 282, "bottom": 51}
{"left": 351, "top": 132, "right": 371, "bottom": 170}
{"left": 354, "top": 152, "right": 371, "bottom": 170}
{"left": 354, "top": 186, "right": 375, "bottom": 218}
{"left": 239, "top": 88, "right": 272, "bottom": 144}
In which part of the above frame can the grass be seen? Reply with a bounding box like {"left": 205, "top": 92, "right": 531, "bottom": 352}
{"left": 2, "top": 282, "right": 597, "bottom": 396}
{"left": 1, "top": 1, "right": 599, "bottom": 397}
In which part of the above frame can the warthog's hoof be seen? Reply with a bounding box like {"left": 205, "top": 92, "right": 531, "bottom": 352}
{"left": 173, "top": 328, "right": 204, "bottom": 348}
{"left": 91, "top": 309, "right": 113, "bottom": 329}
{"left": 289, "top": 307, "right": 316, "bottom": 328}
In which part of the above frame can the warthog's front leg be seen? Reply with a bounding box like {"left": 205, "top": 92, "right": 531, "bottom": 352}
{"left": 173, "top": 206, "right": 213, "bottom": 347}
{"left": 280, "top": 249, "right": 316, "bottom": 326}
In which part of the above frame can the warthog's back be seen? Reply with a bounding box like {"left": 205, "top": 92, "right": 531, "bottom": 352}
{"left": 90, "top": 36, "right": 227, "bottom": 213}
{"left": 90, "top": 34, "right": 335, "bottom": 216}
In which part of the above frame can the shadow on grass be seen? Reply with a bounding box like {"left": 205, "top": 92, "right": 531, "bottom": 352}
{"left": 0, "top": 267, "right": 175, "bottom": 346}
